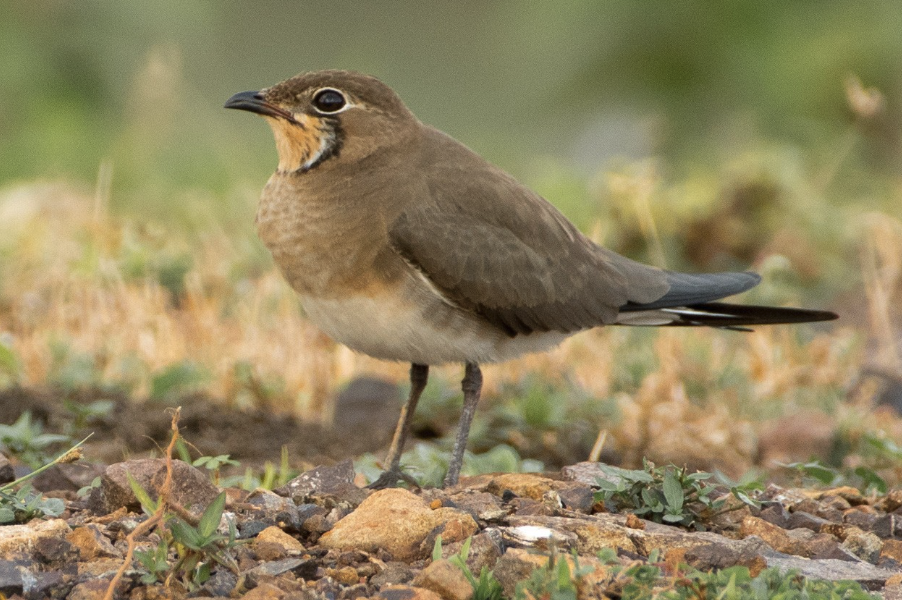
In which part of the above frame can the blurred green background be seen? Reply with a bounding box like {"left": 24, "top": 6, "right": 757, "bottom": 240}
{"left": 2, "top": 1, "right": 900, "bottom": 282}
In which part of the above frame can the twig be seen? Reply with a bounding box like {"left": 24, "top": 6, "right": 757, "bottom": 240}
{"left": 104, "top": 407, "right": 182, "bottom": 600}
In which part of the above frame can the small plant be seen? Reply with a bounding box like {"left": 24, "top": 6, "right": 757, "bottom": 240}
{"left": 0, "top": 484, "right": 66, "bottom": 524}
{"left": 435, "top": 536, "right": 504, "bottom": 600}
{"left": 150, "top": 361, "right": 210, "bottom": 403}
{"left": 514, "top": 548, "right": 593, "bottom": 600}
{"left": 0, "top": 411, "right": 70, "bottom": 468}
{"left": 77, "top": 476, "right": 102, "bottom": 499}
{"left": 780, "top": 459, "right": 888, "bottom": 494}
{"left": 193, "top": 454, "right": 240, "bottom": 486}
{"left": 0, "top": 436, "right": 88, "bottom": 523}
{"left": 130, "top": 477, "right": 240, "bottom": 591}
{"left": 62, "top": 398, "right": 115, "bottom": 431}
{"left": 594, "top": 460, "right": 760, "bottom": 530}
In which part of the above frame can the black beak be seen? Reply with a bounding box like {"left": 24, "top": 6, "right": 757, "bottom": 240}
{"left": 224, "top": 90, "right": 294, "bottom": 121}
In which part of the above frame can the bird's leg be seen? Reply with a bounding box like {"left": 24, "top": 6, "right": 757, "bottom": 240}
{"left": 443, "top": 362, "right": 482, "bottom": 487}
{"left": 368, "top": 363, "right": 429, "bottom": 489}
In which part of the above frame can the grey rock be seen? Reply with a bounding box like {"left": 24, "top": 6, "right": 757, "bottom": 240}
{"left": 758, "top": 504, "right": 790, "bottom": 528}
{"left": 34, "top": 535, "right": 77, "bottom": 566}
{"left": 445, "top": 491, "right": 506, "bottom": 521}
{"left": 842, "top": 528, "right": 883, "bottom": 563}
{"left": 245, "top": 488, "right": 306, "bottom": 532}
{"left": 32, "top": 462, "right": 104, "bottom": 493}
{"left": 370, "top": 562, "right": 415, "bottom": 587}
{"left": 0, "top": 560, "right": 24, "bottom": 597}
{"left": 275, "top": 459, "right": 357, "bottom": 501}
{"left": 558, "top": 486, "right": 595, "bottom": 513}
{"left": 684, "top": 536, "right": 770, "bottom": 571}
{"left": 786, "top": 511, "right": 831, "bottom": 532}
{"left": 100, "top": 458, "right": 219, "bottom": 513}
{"left": 560, "top": 462, "right": 621, "bottom": 487}
{"left": 23, "top": 569, "right": 69, "bottom": 600}
{"left": 0, "top": 454, "right": 13, "bottom": 485}
{"left": 198, "top": 569, "right": 238, "bottom": 597}
{"left": 763, "top": 550, "right": 898, "bottom": 590}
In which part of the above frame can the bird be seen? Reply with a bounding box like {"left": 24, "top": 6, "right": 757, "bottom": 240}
{"left": 225, "top": 70, "right": 838, "bottom": 488}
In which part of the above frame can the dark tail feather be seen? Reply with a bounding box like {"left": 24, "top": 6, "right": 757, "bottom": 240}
{"left": 651, "top": 302, "right": 838, "bottom": 330}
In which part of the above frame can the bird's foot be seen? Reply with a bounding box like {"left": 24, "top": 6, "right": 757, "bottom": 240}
{"left": 367, "top": 468, "right": 420, "bottom": 490}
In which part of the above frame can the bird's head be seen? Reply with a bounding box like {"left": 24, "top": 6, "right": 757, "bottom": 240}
{"left": 225, "top": 70, "right": 418, "bottom": 173}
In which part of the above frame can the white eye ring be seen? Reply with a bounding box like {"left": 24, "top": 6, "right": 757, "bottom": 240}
{"left": 311, "top": 88, "right": 352, "bottom": 114}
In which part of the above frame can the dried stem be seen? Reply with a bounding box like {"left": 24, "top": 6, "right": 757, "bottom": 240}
{"left": 103, "top": 407, "right": 182, "bottom": 600}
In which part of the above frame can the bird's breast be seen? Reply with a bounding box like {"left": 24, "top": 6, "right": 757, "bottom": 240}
{"left": 255, "top": 174, "right": 395, "bottom": 297}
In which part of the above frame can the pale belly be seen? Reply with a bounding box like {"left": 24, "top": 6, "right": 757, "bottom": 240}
{"left": 298, "top": 288, "right": 572, "bottom": 365}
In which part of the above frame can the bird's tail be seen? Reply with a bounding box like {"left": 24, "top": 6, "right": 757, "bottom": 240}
{"left": 615, "top": 301, "right": 838, "bottom": 331}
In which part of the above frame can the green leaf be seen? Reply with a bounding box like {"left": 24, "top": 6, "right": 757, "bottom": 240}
{"left": 432, "top": 535, "right": 443, "bottom": 562}
{"left": 0, "top": 506, "right": 15, "bottom": 523}
{"left": 197, "top": 492, "right": 226, "bottom": 539}
{"left": 662, "top": 470, "right": 684, "bottom": 511}
{"left": 126, "top": 472, "right": 159, "bottom": 514}
{"left": 170, "top": 519, "right": 203, "bottom": 549}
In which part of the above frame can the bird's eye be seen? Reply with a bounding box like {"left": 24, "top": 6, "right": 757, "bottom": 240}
{"left": 312, "top": 89, "right": 347, "bottom": 113}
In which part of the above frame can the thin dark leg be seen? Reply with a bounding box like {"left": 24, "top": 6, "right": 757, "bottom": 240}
{"left": 443, "top": 362, "right": 482, "bottom": 487}
{"left": 368, "top": 363, "right": 428, "bottom": 489}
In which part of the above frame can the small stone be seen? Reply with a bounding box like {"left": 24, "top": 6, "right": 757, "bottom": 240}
{"left": 338, "top": 583, "right": 373, "bottom": 600}
{"left": 371, "top": 563, "right": 415, "bottom": 587}
{"left": 196, "top": 569, "right": 238, "bottom": 597}
{"left": 319, "top": 488, "right": 477, "bottom": 560}
{"left": 844, "top": 508, "right": 879, "bottom": 531}
{"left": 763, "top": 551, "right": 896, "bottom": 590}
{"left": 758, "top": 504, "right": 790, "bottom": 528}
{"left": 246, "top": 557, "right": 307, "bottom": 582}
{"left": 879, "top": 489, "right": 902, "bottom": 513}
{"left": 242, "top": 582, "right": 286, "bottom": 600}
{"left": 76, "top": 558, "right": 123, "bottom": 578}
{"left": 0, "top": 454, "right": 14, "bottom": 484}
{"left": 130, "top": 585, "right": 181, "bottom": 599}
{"left": 68, "top": 579, "right": 111, "bottom": 600}
{"left": 444, "top": 492, "right": 506, "bottom": 522}
{"left": 881, "top": 539, "right": 902, "bottom": 563}
{"left": 0, "top": 518, "right": 71, "bottom": 558}
{"left": 274, "top": 459, "right": 357, "bottom": 500}
{"left": 625, "top": 514, "right": 645, "bottom": 530}
{"left": 842, "top": 528, "right": 883, "bottom": 563}
{"left": 872, "top": 514, "right": 895, "bottom": 539}
{"left": 493, "top": 548, "right": 609, "bottom": 599}
{"left": 508, "top": 514, "right": 635, "bottom": 554}
{"left": 739, "top": 516, "right": 803, "bottom": 555}
{"left": 67, "top": 524, "right": 121, "bottom": 560}
{"left": 819, "top": 487, "right": 864, "bottom": 505}
{"left": 560, "top": 462, "right": 622, "bottom": 487}
{"left": 0, "top": 561, "right": 25, "bottom": 597}
{"left": 101, "top": 459, "right": 219, "bottom": 513}
{"left": 245, "top": 488, "right": 305, "bottom": 532}
{"left": 28, "top": 570, "right": 70, "bottom": 600}
{"left": 413, "top": 559, "right": 473, "bottom": 600}
{"left": 785, "top": 511, "right": 830, "bottom": 532}
{"left": 34, "top": 535, "right": 77, "bottom": 565}
{"left": 252, "top": 526, "right": 305, "bottom": 561}
{"left": 32, "top": 462, "right": 105, "bottom": 493}
{"left": 557, "top": 485, "right": 595, "bottom": 513}
{"left": 325, "top": 566, "right": 360, "bottom": 586}
{"left": 376, "top": 585, "right": 442, "bottom": 600}
{"left": 440, "top": 531, "right": 503, "bottom": 575}
{"left": 483, "top": 474, "right": 557, "bottom": 501}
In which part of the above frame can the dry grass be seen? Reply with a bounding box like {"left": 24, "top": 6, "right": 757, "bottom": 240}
{"left": 0, "top": 170, "right": 900, "bottom": 480}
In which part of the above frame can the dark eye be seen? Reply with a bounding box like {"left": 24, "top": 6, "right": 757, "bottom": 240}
{"left": 312, "top": 89, "right": 347, "bottom": 113}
